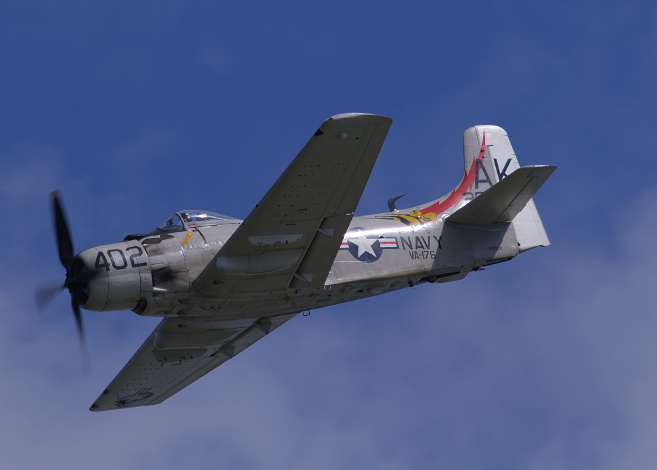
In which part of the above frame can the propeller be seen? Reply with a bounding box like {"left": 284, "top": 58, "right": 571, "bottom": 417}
{"left": 36, "top": 191, "right": 92, "bottom": 361}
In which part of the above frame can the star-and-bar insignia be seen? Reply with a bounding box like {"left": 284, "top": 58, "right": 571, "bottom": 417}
{"left": 340, "top": 229, "right": 398, "bottom": 263}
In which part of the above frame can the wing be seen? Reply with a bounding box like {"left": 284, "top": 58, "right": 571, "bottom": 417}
{"left": 193, "top": 113, "right": 392, "bottom": 294}
{"left": 90, "top": 313, "right": 296, "bottom": 411}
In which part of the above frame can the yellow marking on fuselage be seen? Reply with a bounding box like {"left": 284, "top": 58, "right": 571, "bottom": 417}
{"left": 393, "top": 212, "right": 437, "bottom": 226}
{"left": 182, "top": 232, "right": 193, "bottom": 246}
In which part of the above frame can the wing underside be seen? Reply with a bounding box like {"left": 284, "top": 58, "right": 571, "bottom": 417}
{"left": 90, "top": 313, "right": 296, "bottom": 411}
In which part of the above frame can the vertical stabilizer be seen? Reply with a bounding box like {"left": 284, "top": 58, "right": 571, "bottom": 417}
{"left": 411, "top": 125, "right": 521, "bottom": 216}
{"left": 407, "top": 125, "right": 552, "bottom": 250}
{"left": 463, "top": 125, "right": 521, "bottom": 189}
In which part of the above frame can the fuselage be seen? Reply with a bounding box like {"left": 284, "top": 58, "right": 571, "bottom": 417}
{"left": 73, "top": 209, "right": 520, "bottom": 320}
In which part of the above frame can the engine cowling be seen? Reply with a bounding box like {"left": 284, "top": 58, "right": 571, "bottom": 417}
{"left": 75, "top": 242, "right": 151, "bottom": 312}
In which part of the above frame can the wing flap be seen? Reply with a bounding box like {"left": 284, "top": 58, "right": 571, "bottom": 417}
{"left": 90, "top": 313, "right": 296, "bottom": 411}
{"left": 290, "top": 213, "right": 352, "bottom": 287}
{"left": 446, "top": 165, "right": 556, "bottom": 226}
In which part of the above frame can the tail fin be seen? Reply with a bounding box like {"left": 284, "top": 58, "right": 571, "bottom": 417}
{"left": 414, "top": 125, "right": 519, "bottom": 214}
{"left": 410, "top": 125, "right": 554, "bottom": 251}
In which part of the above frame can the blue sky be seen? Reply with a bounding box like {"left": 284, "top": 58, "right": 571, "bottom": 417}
{"left": 2, "top": 1, "right": 657, "bottom": 468}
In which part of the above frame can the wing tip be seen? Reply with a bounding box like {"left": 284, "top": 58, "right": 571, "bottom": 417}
{"left": 326, "top": 112, "right": 392, "bottom": 123}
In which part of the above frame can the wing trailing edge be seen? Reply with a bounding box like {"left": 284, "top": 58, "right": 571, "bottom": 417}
{"left": 446, "top": 165, "right": 556, "bottom": 226}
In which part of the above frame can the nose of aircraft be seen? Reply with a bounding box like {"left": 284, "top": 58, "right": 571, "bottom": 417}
{"left": 72, "top": 248, "right": 106, "bottom": 310}
{"left": 46, "top": 192, "right": 149, "bottom": 349}
{"left": 64, "top": 256, "right": 93, "bottom": 306}
{"left": 74, "top": 242, "right": 147, "bottom": 312}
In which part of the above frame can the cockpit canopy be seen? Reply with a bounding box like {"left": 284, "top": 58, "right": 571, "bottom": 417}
{"left": 124, "top": 210, "right": 239, "bottom": 241}
{"left": 158, "top": 210, "right": 237, "bottom": 231}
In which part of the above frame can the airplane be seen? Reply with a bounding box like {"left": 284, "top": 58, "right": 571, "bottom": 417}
{"left": 44, "top": 113, "right": 556, "bottom": 411}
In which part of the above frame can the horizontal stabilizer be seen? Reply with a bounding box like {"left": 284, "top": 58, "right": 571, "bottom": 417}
{"left": 446, "top": 165, "right": 556, "bottom": 226}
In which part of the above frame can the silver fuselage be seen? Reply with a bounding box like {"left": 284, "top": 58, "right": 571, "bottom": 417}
{"left": 75, "top": 211, "right": 519, "bottom": 321}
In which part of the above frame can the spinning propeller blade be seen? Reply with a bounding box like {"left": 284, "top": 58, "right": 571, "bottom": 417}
{"left": 41, "top": 191, "right": 89, "bottom": 355}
